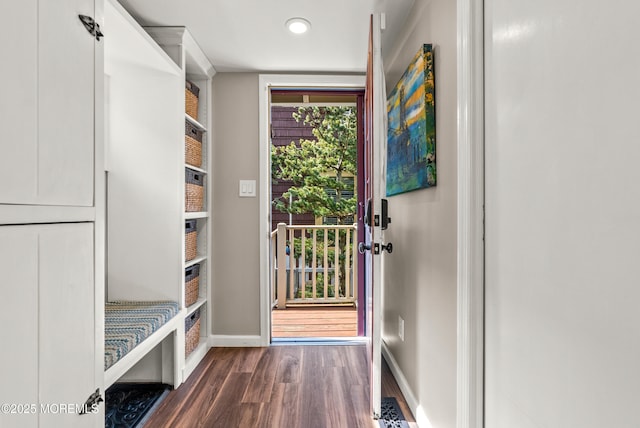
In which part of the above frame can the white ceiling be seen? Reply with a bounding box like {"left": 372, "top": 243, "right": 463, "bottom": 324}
{"left": 116, "top": 0, "right": 415, "bottom": 73}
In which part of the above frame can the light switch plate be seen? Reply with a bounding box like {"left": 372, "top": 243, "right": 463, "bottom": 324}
{"left": 239, "top": 180, "right": 256, "bottom": 197}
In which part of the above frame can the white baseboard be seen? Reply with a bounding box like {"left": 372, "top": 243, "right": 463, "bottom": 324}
{"left": 381, "top": 341, "right": 433, "bottom": 428}
{"left": 209, "top": 334, "right": 264, "bottom": 347}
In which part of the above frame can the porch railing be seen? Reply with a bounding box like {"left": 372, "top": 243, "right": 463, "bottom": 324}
{"left": 270, "top": 222, "right": 358, "bottom": 309}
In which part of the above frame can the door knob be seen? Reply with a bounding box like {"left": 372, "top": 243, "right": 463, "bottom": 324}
{"left": 358, "top": 242, "right": 371, "bottom": 254}
{"left": 381, "top": 242, "right": 393, "bottom": 253}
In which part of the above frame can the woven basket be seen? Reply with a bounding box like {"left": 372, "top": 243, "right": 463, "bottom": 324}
{"left": 185, "top": 264, "right": 200, "bottom": 307}
{"left": 185, "top": 168, "right": 204, "bottom": 212}
{"left": 185, "top": 219, "right": 197, "bottom": 261}
{"left": 185, "top": 309, "right": 201, "bottom": 358}
{"left": 185, "top": 121, "right": 203, "bottom": 168}
{"left": 185, "top": 318, "right": 201, "bottom": 358}
{"left": 185, "top": 80, "right": 200, "bottom": 120}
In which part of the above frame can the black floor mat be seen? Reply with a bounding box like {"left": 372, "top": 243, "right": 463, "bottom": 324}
{"left": 379, "top": 396, "right": 410, "bottom": 428}
{"left": 105, "top": 383, "right": 171, "bottom": 428}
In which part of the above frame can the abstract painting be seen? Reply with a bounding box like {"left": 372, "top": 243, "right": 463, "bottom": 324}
{"left": 386, "top": 44, "right": 436, "bottom": 196}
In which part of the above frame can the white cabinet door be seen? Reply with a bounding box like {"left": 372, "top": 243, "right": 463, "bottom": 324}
{"left": 0, "top": 223, "right": 99, "bottom": 428}
{"left": 0, "top": 0, "right": 96, "bottom": 206}
{"left": 38, "top": 223, "right": 98, "bottom": 427}
{"left": 0, "top": 226, "right": 39, "bottom": 428}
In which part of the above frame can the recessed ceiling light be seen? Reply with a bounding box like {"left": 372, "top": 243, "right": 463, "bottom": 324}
{"left": 285, "top": 17, "right": 311, "bottom": 34}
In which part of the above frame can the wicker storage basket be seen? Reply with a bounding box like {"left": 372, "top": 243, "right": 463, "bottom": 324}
{"left": 185, "top": 80, "right": 200, "bottom": 120}
{"left": 185, "top": 120, "right": 203, "bottom": 168}
{"left": 185, "top": 263, "right": 200, "bottom": 307}
{"left": 185, "top": 168, "right": 204, "bottom": 212}
{"left": 185, "top": 308, "right": 201, "bottom": 358}
{"left": 185, "top": 219, "right": 197, "bottom": 261}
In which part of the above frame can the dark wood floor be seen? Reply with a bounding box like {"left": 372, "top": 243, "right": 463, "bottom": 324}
{"left": 145, "top": 344, "right": 415, "bottom": 427}
{"left": 381, "top": 358, "right": 417, "bottom": 427}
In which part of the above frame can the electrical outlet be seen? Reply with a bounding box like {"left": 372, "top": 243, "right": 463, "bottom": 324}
{"left": 398, "top": 316, "right": 405, "bottom": 341}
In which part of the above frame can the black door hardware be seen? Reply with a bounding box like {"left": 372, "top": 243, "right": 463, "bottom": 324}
{"left": 79, "top": 15, "right": 104, "bottom": 41}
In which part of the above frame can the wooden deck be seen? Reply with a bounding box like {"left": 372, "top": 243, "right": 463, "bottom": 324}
{"left": 272, "top": 306, "right": 358, "bottom": 338}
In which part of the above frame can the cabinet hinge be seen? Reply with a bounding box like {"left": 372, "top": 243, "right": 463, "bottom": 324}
{"left": 79, "top": 15, "right": 104, "bottom": 41}
{"left": 79, "top": 388, "right": 103, "bottom": 415}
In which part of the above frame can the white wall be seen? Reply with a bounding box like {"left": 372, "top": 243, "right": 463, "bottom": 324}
{"left": 105, "top": 1, "right": 183, "bottom": 303}
{"left": 382, "top": 0, "right": 458, "bottom": 426}
{"left": 485, "top": 0, "right": 640, "bottom": 426}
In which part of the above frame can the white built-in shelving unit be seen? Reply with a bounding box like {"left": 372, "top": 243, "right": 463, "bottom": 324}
{"left": 104, "top": 0, "right": 183, "bottom": 388}
{"left": 104, "top": 0, "right": 215, "bottom": 388}
{"left": 144, "top": 25, "right": 216, "bottom": 381}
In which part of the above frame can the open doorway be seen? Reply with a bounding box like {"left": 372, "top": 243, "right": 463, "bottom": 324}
{"left": 269, "top": 89, "right": 365, "bottom": 340}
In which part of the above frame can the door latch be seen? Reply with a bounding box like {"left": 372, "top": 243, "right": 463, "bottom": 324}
{"left": 80, "top": 388, "right": 103, "bottom": 415}
{"left": 358, "top": 242, "right": 392, "bottom": 255}
{"left": 79, "top": 15, "right": 104, "bottom": 41}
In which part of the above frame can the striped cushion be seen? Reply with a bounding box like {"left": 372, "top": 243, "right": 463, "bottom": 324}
{"left": 105, "top": 301, "right": 180, "bottom": 370}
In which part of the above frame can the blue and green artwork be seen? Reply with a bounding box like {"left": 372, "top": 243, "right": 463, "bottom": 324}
{"left": 386, "top": 44, "right": 436, "bottom": 196}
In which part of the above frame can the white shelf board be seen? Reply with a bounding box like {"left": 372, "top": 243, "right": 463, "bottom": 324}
{"left": 185, "top": 164, "right": 207, "bottom": 174}
{"left": 185, "top": 255, "right": 207, "bottom": 268}
{"left": 185, "top": 211, "right": 209, "bottom": 220}
{"left": 186, "top": 297, "right": 207, "bottom": 316}
{"left": 185, "top": 114, "right": 207, "bottom": 132}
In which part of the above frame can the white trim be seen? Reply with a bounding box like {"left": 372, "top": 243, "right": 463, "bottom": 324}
{"left": 457, "top": 0, "right": 485, "bottom": 427}
{"left": 258, "top": 75, "right": 271, "bottom": 347}
{"left": 210, "top": 334, "right": 264, "bottom": 347}
{"left": 257, "top": 74, "right": 365, "bottom": 347}
{"left": 94, "top": 0, "right": 106, "bottom": 405}
{"left": 381, "top": 342, "right": 418, "bottom": 410}
{"left": 273, "top": 337, "right": 368, "bottom": 346}
{"left": 270, "top": 102, "right": 357, "bottom": 108}
{"left": 370, "top": 13, "right": 386, "bottom": 418}
{"left": 0, "top": 205, "right": 95, "bottom": 225}
{"left": 382, "top": 340, "right": 418, "bottom": 408}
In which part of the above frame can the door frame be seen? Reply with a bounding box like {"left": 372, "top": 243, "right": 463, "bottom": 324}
{"left": 456, "top": 0, "right": 484, "bottom": 426}
{"left": 257, "top": 74, "right": 366, "bottom": 346}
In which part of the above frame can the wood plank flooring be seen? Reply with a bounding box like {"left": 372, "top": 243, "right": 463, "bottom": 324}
{"left": 271, "top": 307, "right": 358, "bottom": 338}
{"left": 144, "top": 344, "right": 415, "bottom": 427}
{"left": 381, "top": 358, "right": 417, "bottom": 427}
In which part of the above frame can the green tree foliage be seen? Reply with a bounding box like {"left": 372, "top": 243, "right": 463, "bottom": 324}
{"left": 271, "top": 106, "right": 357, "bottom": 225}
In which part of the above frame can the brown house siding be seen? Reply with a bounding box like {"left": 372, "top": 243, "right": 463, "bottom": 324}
{"left": 271, "top": 106, "right": 316, "bottom": 231}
